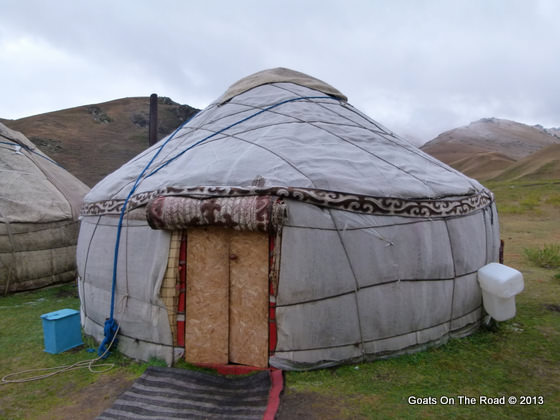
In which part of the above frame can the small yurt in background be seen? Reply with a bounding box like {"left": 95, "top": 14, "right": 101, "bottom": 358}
{"left": 0, "top": 122, "right": 89, "bottom": 294}
{"left": 77, "top": 68, "right": 499, "bottom": 370}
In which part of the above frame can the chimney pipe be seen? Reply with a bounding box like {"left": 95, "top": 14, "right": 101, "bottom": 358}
{"left": 148, "top": 93, "right": 158, "bottom": 146}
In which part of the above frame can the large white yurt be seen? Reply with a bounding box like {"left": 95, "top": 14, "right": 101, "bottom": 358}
{"left": 77, "top": 68, "right": 499, "bottom": 370}
{"left": 0, "top": 122, "right": 89, "bottom": 294}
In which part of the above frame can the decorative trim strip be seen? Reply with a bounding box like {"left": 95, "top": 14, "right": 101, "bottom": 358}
{"left": 81, "top": 185, "right": 494, "bottom": 218}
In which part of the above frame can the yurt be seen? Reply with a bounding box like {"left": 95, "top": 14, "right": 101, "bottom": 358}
{"left": 77, "top": 68, "right": 499, "bottom": 370}
{"left": 0, "top": 122, "right": 89, "bottom": 294}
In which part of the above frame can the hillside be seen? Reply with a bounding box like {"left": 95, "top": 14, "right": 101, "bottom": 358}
{"left": 490, "top": 143, "right": 560, "bottom": 181}
{"left": 422, "top": 118, "right": 560, "bottom": 163}
{"left": 535, "top": 124, "right": 560, "bottom": 138}
{"left": 421, "top": 118, "right": 560, "bottom": 180}
{"left": 449, "top": 151, "right": 516, "bottom": 180}
{"left": 0, "top": 97, "right": 198, "bottom": 186}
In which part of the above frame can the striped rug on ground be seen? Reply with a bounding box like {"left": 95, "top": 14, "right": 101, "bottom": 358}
{"left": 97, "top": 366, "right": 282, "bottom": 419}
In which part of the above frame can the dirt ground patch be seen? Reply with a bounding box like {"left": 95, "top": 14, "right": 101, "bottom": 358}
{"left": 35, "top": 372, "right": 135, "bottom": 420}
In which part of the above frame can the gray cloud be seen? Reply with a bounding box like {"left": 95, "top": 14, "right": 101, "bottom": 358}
{"left": 1, "top": 0, "right": 559, "bottom": 143}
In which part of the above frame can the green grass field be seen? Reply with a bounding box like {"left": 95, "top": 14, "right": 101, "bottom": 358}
{"left": 1, "top": 179, "right": 558, "bottom": 419}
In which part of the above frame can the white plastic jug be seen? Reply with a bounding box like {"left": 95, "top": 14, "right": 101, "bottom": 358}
{"left": 477, "top": 263, "right": 524, "bottom": 321}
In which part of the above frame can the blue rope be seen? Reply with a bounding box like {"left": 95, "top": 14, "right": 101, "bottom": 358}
{"left": 99, "top": 114, "right": 196, "bottom": 357}
{"left": 144, "top": 95, "right": 334, "bottom": 179}
{"left": 102, "top": 94, "right": 337, "bottom": 356}
{"left": 0, "top": 140, "right": 62, "bottom": 167}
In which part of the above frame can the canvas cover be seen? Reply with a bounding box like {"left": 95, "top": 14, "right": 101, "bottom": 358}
{"left": 217, "top": 67, "right": 348, "bottom": 104}
{"left": 1, "top": 122, "right": 89, "bottom": 293}
{"left": 78, "top": 68, "right": 499, "bottom": 369}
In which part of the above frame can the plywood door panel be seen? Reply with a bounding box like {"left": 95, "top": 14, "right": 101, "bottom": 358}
{"left": 229, "top": 231, "right": 269, "bottom": 368}
{"left": 184, "top": 227, "right": 230, "bottom": 364}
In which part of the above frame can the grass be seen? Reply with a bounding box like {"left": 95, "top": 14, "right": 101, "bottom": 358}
{"left": 524, "top": 244, "right": 560, "bottom": 269}
{"left": 1, "top": 178, "right": 559, "bottom": 419}
{"left": 0, "top": 284, "right": 150, "bottom": 419}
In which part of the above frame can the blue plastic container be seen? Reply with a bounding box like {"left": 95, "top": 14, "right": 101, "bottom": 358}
{"left": 40, "top": 309, "right": 83, "bottom": 354}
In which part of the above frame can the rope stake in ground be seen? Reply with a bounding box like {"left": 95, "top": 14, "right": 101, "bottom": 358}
{"left": 98, "top": 318, "right": 119, "bottom": 358}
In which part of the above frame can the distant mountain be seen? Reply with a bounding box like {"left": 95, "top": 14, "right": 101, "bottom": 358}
{"left": 533, "top": 124, "right": 560, "bottom": 139}
{"left": 490, "top": 143, "right": 560, "bottom": 182}
{"left": 0, "top": 97, "right": 198, "bottom": 187}
{"left": 421, "top": 118, "right": 560, "bottom": 180}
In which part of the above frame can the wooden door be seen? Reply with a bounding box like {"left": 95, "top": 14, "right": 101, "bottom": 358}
{"left": 184, "top": 227, "right": 269, "bottom": 367}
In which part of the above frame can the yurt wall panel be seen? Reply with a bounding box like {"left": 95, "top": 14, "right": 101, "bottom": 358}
{"left": 80, "top": 278, "right": 173, "bottom": 345}
{"left": 363, "top": 330, "right": 418, "bottom": 356}
{"left": 340, "top": 220, "right": 454, "bottom": 287}
{"left": 80, "top": 311, "right": 176, "bottom": 365}
{"left": 446, "top": 212, "right": 488, "bottom": 276}
{"left": 76, "top": 216, "right": 102, "bottom": 279}
{"left": 414, "top": 323, "right": 451, "bottom": 346}
{"left": 357, "top": 280, "right": 454, "bottom": 341}
{"left": 4, "top": 270, "right": 76, "bottom": 293}
{"left": 450, "top": 308, "right": 482, "bottom": 334}
{"left": 78, "top": 216, "right": 170, "bottom": 302}
{"left": 329, "top": 208, "right": 432, "bottom": 230}
{"left": 271, "top": 341, "right": 363, "bottom": 368}
{"left": 77, "top": 216, "right": 172, "bottom": 345}
{"left": 363, "top": 324, "right": 453, "bottom": 360}
{"left": 1, "top": 220, "right": 80, "bottom": 292}
{"left": 277, "top": 226, "right": 357, "bottom": 305}
{"left": 78, "top": 222, "right": 117, "bottom": 293}
{"left": 11, "top": 246, "right": 75, "bottom": 282}
{"left": 130, "top": 225, "right": 172, "bottom": 333}
{"left": 451, "top": 273, "right": 482, "bottom": 319}
{"left": 0, "top": 220, "right": 79, "bottom": 252}
{"left": 116, "top": 287, "right": 173, "bottom": 343}
{"left": 275, "top": 293, "right": 362, "bottom": 351}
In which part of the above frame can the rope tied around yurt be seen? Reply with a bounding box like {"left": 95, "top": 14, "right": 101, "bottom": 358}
{"left": 143, "top": 96, "right": 338, "bottom": 179}
{"left": 102, "top": 116, "right": 193, "bottom": 356}
{"left": 103, "top": 95, "right": 338, "bottom": 356}
{"left": 0, "top": 139, "right": 62, "bottom": 167}
{"left": 98, "top": 317, "right": 120, "bottom": 358}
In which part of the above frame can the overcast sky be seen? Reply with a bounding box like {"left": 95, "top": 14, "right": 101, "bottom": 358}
{"left": 1, "top": 0, "right": 559, "bottom": 144}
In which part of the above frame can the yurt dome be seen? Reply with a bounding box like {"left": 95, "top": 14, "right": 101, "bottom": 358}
{"left": 1, "top": 122, "right": 89, "bottom": 294}
{"left": 77, "top": 68, "right": 499, "bottom": 370}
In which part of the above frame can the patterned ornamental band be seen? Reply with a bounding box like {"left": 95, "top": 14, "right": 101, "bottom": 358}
{"left": 81, "top": 185, "right": 494, "bottom": 219}
{"left": 146, "top": 195, "right": 287, "bottom": 232}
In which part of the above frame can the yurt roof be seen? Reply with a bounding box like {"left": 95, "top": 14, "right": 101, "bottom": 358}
{"left": 217, "top": 67, "right": 348, "bottom": 104}
{"left": 84, "top": 68, "right": 486, "bottom": 211}
{"left": 0, "top": 122, "right": 89, "bottom": 223}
